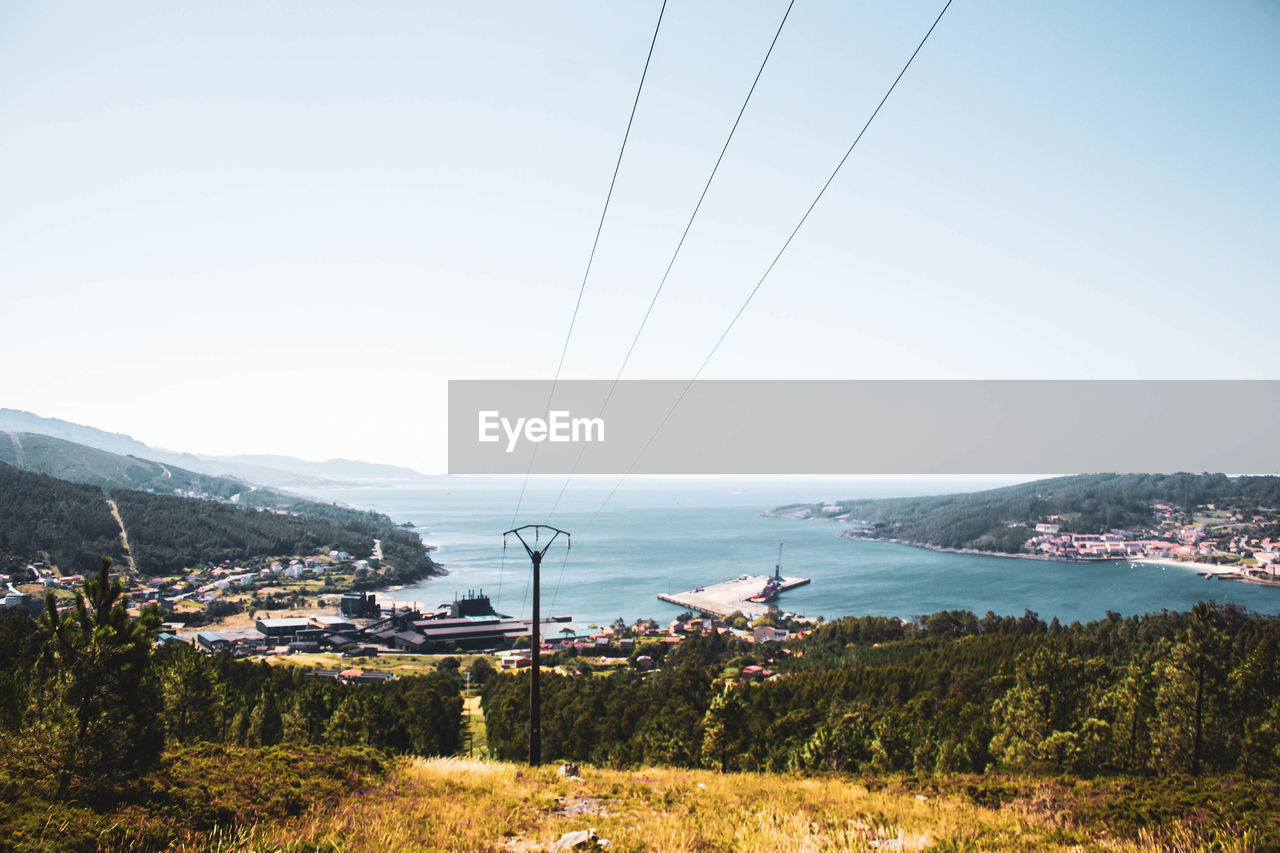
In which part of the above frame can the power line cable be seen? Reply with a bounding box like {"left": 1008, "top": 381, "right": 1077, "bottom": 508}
{"left": 509, "top": 0, "right": 669, "bottom": 528}
{"left": 544, "top": 0, "right": 797, "bottom": 525}
{"left": 581, "top": 0, "right": 957, "bottom": 531}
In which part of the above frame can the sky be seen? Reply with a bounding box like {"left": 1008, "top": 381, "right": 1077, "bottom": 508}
{"left": 2, "top": 0, "right": 1277, "bottom": 473}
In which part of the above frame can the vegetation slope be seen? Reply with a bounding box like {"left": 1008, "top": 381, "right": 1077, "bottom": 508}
{"left": 2, "top": 564, "right": 1278, "bottom": 850}
{"left": 0, "top": 462, "right": 437, "bottom": 578}
{"left": 771, "top": 473, "right": 1280, "bottom": 553}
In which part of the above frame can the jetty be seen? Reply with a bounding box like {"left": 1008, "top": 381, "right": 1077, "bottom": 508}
{"left": 658, "top": 573, "right": 811, "bottom": 620}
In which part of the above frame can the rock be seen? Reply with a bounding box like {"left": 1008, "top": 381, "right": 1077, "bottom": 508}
{"left": 550, "top": 828, "right": 606, "bottom": 850}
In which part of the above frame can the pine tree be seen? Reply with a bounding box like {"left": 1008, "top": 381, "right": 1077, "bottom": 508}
{"left": 30, "top": 556, "right": 164, "bottom": 797}
{"left": 1152, "top": 603, "right": 1228, "bottom": 776}
{"left": 701, "top": 683, "right": 747, "bottom": 772}
{"left": 246, "top": 687, "right": 283, "bottom": 747}
{"left": 158, "top": 643, "right": 224, "bottom": 743}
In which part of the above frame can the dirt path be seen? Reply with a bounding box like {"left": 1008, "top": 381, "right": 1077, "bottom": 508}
{"left": 106, "top": 498, "right": 137, "bottom": 574}
{"left": 463, "top": 693, "right": 486, "bottom": 757}
{"left": 5, "top": 431, "right": 24, "bottom": 467}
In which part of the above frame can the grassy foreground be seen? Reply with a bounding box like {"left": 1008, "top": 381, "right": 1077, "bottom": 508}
{"left": 212, "top": 758, "right": 1267, "bottom": 853}
{"left": 5, "top": 745, "right": 1273, "bottom": 851}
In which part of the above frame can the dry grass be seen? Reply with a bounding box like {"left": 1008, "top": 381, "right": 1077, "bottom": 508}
{"left": 196, "top": 757, "right": 1267, "bottom": 853}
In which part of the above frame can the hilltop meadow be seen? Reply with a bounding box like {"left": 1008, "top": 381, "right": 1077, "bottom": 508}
{"left": 3, "top": 555, "right": 1280, "bottom": 850}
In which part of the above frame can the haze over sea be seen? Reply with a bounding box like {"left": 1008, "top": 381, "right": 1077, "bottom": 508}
{"left": 304, "top": 477, "right": 1280, "bottom": 629}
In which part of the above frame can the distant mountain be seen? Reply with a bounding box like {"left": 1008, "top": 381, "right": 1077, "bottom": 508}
{"left": 0, "top": 408, "right": 429, "bottom": 486}
{"left": 0, "top": 431, "right": 396, "bottom": 528}
{"left": 0, "top": 408, "right": 156, "bottom": 459}
{"left": 216, "top": 454, "right": 427, "bottom": 482}
{"left": 0, "top": 432, "right": 246, "bottom": 498}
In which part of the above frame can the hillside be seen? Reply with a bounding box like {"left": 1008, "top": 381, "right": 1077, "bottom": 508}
{"left": 770, "top": 473, "right": 1280, "bottom": 553}
{"left": 0, "top": 431, "right": 398, "bottom": 528}
{"left": 1, "top": 750, "right": 1270, "bottom": 851}
{"left": 0, "top": 461, "right": 437, "bottom": 579}
{"left": 0, "top": 408, "right": 429, "bottom": 486}
{"left": 3, "top": 572, "right": 1277, "bottom": 851}
{"left": 110, "top": 487, "right": 437, "bottom": 577}
{"left": 0, "top": 463, "right": 126, "bottom": 573}
{"left": 0, "top": 431, "right": 247, "bottom": 498}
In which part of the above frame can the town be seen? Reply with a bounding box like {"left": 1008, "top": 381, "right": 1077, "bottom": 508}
{"left": 1023, "top": 501, "right": 1280, "bottom": 584}
{"left": 176, "top": 589, "right": 795, "bottom": 684}
{"left": 1, "top": 551, "right": 804, "bottom": 686}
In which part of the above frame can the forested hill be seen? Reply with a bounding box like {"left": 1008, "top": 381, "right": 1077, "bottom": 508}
{"left": 0, "top": 463, "right": 127, "bottom": 573}
{"left": 0, "top": 431, "right": 392, "bottom": 527}
{"left": 769, "top": 473, "right": 1280, "bottom": 553}
{"left": 0, "top": 462, "right": 438, "bottom": 579}
{"left": 0, "top": 431, "right": 248, "bottom": 497}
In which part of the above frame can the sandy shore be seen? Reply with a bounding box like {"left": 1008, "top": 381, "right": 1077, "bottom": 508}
{"left": 1127, "top": 557, "right": 1238, "bottom": 576}
{"left": 840, "top": 533, "right": 1091, "bottom": 563}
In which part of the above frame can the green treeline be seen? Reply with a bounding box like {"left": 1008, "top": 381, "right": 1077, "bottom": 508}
{"left": 0, "top": 560, "right": 463, "bottom": 802}
{"left": 0, "top": 463, "right": 126, "bottom": 572}
{"left": 483, "top": 603, "right": 1280, "bottom": 778}
{"left": 0, "top": 461, "right": 437, "bottom": 578}
{"left": 110, "top": 488, "right": 437, "bottom": 579}
{"left": 775, "top": 473, "right": 1280, "bottom": 552}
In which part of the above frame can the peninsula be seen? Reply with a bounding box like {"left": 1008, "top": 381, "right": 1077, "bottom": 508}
{"left": 770, "top": 473, "right": 1280, "bottom": 585}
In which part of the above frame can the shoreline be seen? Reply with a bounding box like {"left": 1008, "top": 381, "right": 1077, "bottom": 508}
{"left": 839, "top": 533, "right": 1280, "bottom": 588}
{"left": 838, "top": 532, "right": 1096, "bottom": 563}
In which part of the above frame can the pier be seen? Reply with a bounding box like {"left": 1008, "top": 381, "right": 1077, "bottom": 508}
{"left": 658, "top": 574, "right": 811, "bottom": 620}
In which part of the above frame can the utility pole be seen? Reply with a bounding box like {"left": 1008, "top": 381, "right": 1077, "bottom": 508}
{"left": 503, "top": 524, "right": 570, "bottom": 766}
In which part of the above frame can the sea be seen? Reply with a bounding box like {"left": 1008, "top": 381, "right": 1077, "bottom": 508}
{"left": 301, "top": 476, "right": 1280, "bottom": 630}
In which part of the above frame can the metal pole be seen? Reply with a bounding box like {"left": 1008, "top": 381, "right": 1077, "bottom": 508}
{"left": 502, "top": 524, "right": 569, "bottom": 768}
{"left": 530, "top": 547, "right": 542, "bottom": 765}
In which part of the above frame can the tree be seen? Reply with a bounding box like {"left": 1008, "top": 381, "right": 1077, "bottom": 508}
{"left": 247, "top": 687, "right": 283, "bottom": 747}
{"left": 701, "top": 684, "right": 747, "bottom": 772}
{"left": 468, "top": 656, "right": 494, "bottom": 687}
{"left": 989, "top": 644, "right": 1111, "bottom": 773}
{"left": 28, "top": 557, "right": 164, "bottom": 796}
{"left": 324, "top": 694, "right": 366, "bottom": 746}
{"left": 158, "top": 643, "right": 224, "bottom": 743}
{"left": 1152, "top": 602, "right": 1228, "bottom": 776}
{"left": 798, "top": 711, "right": 872, "bottom": 772}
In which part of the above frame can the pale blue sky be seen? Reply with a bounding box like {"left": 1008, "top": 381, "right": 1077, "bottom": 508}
{"left": 2, "top": 1, "right": 1277, "bottom": 472}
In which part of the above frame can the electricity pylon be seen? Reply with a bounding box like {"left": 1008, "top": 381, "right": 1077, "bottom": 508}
{"left": 503, "top": 524, "right": 570, "bottom": 766}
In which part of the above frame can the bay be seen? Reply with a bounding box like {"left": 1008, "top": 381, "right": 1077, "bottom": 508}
{"left": 301, "top": 476, "right": 1280, "bottom": 628}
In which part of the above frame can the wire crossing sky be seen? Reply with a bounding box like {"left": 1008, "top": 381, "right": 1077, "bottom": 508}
{"left": 543, "top": 0, "right": 798, "bottom": 521}
{"left": 565, "top": 0, "right": 957, "bottom": 535}
{"left": 509, "top": 0, "right": 667, "bottom": 526}
{"left": 1, "top": 1, "right": 1277, "bottom": 473}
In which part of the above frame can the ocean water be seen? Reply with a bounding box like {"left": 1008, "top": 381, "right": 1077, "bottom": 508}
{"left": 301, "top": 476, "right": 1280, "bottom": 629}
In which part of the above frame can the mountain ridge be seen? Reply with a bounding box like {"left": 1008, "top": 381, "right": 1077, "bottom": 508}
{"left": 0, "top": 408, "right": 430, "bottom": 486}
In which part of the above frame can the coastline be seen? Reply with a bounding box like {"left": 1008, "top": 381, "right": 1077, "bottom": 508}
{"left": 837, "top": 533, "right": 1280, "bottom": 589}
{"left": 1127, "top": 556, "right": 1233, "bottom": 575}
{"left": 837, "top": 532, "right": 1096, "bottom": 563}
{"left": 1129, "top": 557, "right": 1280, "bottom": 587}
